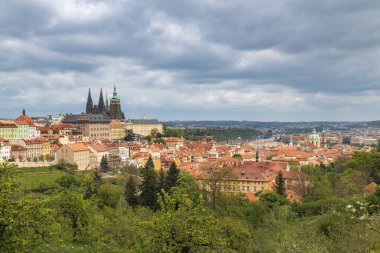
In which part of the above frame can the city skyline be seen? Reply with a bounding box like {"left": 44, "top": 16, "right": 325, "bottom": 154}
{"left": 1, "top": 1, "right": 380, "bottom": 121}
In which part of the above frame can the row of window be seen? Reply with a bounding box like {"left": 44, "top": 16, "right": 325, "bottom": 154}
{"left": 223, "top": 186, "right": 265, "bottom": 192}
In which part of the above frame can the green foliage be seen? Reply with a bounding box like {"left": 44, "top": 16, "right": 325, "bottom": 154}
{"left": 183, "top": 128, "right": 262, "bottom": 142}
{"left": 273, "top": 171, "right": 286, "bottom": 197}
{"left": 148, "top": 192, "right": 252, "bottom": 252}
{"left": 125, "top": 176, "right": 139, "bottom": 208}
{"left": 97, "top": 184, "right": 124, "bottom": 208}
{"left": 259, "top": 192, "right": 288, "bottom": 209}
{"left": 56, "top": 174, "right": 82, "bottom": 189}
{"left": 139, "top": 157, "right": 159, "bottom": 210}
{"left": 232, "top": 153, "right": 242, "bottom": 158}
{"left": 0, "top": 164, "right": 58, "bottom": 252}
{"left": 100, "top": 155, "right": 109, "bottom": 172}
{"left": 170, "top": 171, "right": 204, "bottom": 205}
{"left": 163, "top": 126, "right": 184, "bottom": 138}
{"left": 124, "top": 129, "right": 134, "bottom": 142}
{"left": 164, "top": 162, "right": 179, "bottom": 192}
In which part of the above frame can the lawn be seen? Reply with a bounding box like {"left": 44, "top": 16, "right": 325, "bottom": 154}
{"left": 16, "top": 166, "right": 67, "bottom": 191}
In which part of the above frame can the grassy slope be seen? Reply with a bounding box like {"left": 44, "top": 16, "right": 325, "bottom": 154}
{"left": 16, "top": 166, "right": 67, "bottom": 191}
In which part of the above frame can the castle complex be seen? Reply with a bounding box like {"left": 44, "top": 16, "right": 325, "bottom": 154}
{"left": 86, "top": 85, "right": 125, "bottom": 120}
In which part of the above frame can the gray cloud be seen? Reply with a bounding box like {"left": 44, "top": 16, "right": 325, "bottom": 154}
{"left": 0, "top": 0, "right": 380, "bottom": 120}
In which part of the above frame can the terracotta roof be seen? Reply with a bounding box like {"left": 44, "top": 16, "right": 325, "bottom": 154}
{"left": 15, "top": 114, "right": 35, "bottom": 126}
{"left": 65, "top": 143, "right": 89, "bottom": 152}
{"left": 89, "top": 144, "right": 108, "bottom": 153}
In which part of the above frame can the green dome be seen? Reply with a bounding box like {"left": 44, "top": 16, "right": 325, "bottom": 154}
{"left": 309, "top": 129, "right": 320, "bottom": 141}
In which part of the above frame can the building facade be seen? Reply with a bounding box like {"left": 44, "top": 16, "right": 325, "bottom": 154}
{"left": 63, "top": 114, "right": 111, "bottom": 141}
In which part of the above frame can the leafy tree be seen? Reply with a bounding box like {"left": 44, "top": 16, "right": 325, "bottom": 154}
{"left": 125, "top": 176, "right": 139, "bottom": 207}
{"left": 124, "top": 129, "right": 134, "bottom": 142}
{"left": 149, "top": 192, "right": 231, "bottom": 252}
{"left": 0, "top": 163, "right": 57, "bottom": 252}
{"left": 171, "top": 171, "right": 204, "bottom": 205}
{"left": 97, "top": 184, "right": 124, "bottom": 208}
{"left": 259, "top": 192, "right": 288, "bottom": 209}
{"left": 100, "top": 155, "right": 109, "bottom": 172}
{"left": 273, "top": 171, "right": 286, "bottom": 197}
{"left": 54, "top": 189, "right": 90, "bottom": 239}
{"left": 139, "top": 157, "right": 159, "bottom": 210}
{"left": 55, "top": 174, "right": 81, "bottom": 189}
{"left": 83, "top": 169, "right": 103, "bottom": 199}
{"left": 165, "top": 162, "right": 180, "bottom": 192}
{"left": 232, "top": 153, "right": 242, "bottom": 158}
{"left": 150, "top": 128, "right": 159, "bottom": 138}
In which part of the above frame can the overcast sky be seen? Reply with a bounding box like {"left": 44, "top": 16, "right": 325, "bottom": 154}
{"left": 1, "top": 0, "right": 380, "bottom": 121}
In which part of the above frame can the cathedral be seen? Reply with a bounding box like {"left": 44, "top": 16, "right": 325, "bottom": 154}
{"left": 86, "top": 85, "right": 125, "bottom": 120}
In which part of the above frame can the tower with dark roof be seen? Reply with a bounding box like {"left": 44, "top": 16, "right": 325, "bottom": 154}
{"left": 86, "top": 89, "right": 94, "bottom": 114}
{"left": 98, "top": 88, "right": 106, "bottom": 114}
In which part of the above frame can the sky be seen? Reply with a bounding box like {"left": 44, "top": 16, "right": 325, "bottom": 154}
{"left": 1, "top": 0, "right": 380, "bottom": 121}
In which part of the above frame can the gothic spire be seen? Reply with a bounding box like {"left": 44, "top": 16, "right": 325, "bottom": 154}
{"left": 112, "top": 84, "right": 118, "bottom": 99}
{"left": 86, "top": 88, "right": 94, "bottom": 114}
{"left": 98, "top": 88, "right": 106, "bottom": 114}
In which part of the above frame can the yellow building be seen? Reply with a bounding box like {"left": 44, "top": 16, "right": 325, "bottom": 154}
{"left": 125, "top": 119, "right": 163, "bottom": 136}
{"left": 0, "top": 120, "right": 18, "bottom": 140}
{"left": 110, "top": 120, "right": 126, "bottom": 140}
{"left": 40, "top": 138, "right": 53, "bottom": 158}
{"left": 24, "top": 139, "right": 43, "bottom": 160}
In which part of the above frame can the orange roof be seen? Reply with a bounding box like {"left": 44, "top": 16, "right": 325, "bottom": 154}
{"left": 89, "top": 143, "right": 108, "bottom": 153}
{"left": 15, "top": 114, "right": 35, "bottom": 126}
{"left": 65, "top": 143, "right": 89, "bottom": 152}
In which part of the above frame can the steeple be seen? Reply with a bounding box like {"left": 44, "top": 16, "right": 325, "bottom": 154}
{"left": 86, "top": 88, "right": 94, "bottom": 114}
{"left": 105, "top": 92, "right": 110, "bottom": 113}
{"left": 112, "top": 84, "right": 118, "bottom": 99}
{"left": 98, "top": 88, "right": 106, "bottom": 114}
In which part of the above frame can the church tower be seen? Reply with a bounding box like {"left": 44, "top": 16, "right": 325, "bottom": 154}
{"left": 109, "top": 85, "right": 125, "bottom": 120}
{"left": 86, "top": 88, "right": 94, "bottom": 114}
{"left": 105, "top": 93, "right": 110, "bottom": 114}
{"left": 98, "top": 88, "right": 106, "bottom": 114}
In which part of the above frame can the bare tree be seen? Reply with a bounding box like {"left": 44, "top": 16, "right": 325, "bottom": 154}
{"left": 200, "top": 163, "right": 235, "bottom": 210}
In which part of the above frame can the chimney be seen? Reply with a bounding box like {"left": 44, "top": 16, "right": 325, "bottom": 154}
{"left": 22, "top": 109, "right": 26, "bottom": 115}
{"left": 256, "top": 151, "right": 259, "bottom": 162}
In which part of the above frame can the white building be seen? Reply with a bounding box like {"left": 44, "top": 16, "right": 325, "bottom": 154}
{"left": 0, "top": 138, "right": 11, "bottom": 162}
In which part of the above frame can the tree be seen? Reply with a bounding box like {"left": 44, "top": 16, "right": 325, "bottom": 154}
{"left": 232, "top": 153, "right": 242, "bottom": 158}
{"left": 83, "top": 169, "right": 103, "bottom": 199}
{"left": 158, "top": 168, "right": 165, "bottom": 191}
{"left": 150, "top": 128, "right": 159, "bottom": 138}
{"left": 165, "top": 162, "right": 180, "bottom": 192}
{"left": 0, "top": 163, "right": 57, "bottom": 252}
{"left": 97, "top": 184, "right": 124, "bottom": 208}
{"left": 125, "top": 176, "right": 139, "bottom": 207}
{"left": 124, "top": 129, "right": 134, "bottom": 142}
{"left": 149, "top": 192, "right": 230, "bottom": 252}
{"left": 139, "top": 157, "right": 159, "bottom": 210}
{"left": 273, "top": 171, "right": 286, "bottom": 197}
{"left": 54, "top": 189, "right": 90, "bottom": 239}
{"left": 200, "top": 163, "right": 235, "bottom": 210}
{"left": 100, "top": 155, "right": 109, "bottom": 172}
